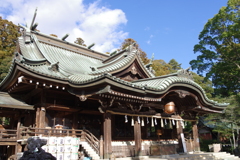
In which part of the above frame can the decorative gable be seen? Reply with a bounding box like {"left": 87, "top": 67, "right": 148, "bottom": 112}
{"left": 113, "top": 60, "right": 150, "bottom": 82}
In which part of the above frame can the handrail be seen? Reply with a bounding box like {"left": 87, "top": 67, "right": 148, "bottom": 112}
{"left": 0, "top": 129, "right": 18, "bottom": 139}
{"left": 82, "top": 129, "right": 100, "bottom": 155}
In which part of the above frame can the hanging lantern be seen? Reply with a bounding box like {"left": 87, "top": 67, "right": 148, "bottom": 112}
{"left": 147, "top": 117, "right": 149, "bottom": 124}
{"left": 164, "top": 102, "right": 175, "bottom": 114}
{"left": 151, "top": 117, "right": 154, "bottom": 127}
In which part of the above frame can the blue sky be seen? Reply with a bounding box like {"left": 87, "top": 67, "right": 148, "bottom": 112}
{"left": 0, "top": 0, "right": 228, "bottom": 69}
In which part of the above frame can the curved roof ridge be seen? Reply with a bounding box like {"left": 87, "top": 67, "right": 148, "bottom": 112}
{"left": 132, "top": 76, "right": 228, "bottom": 108}
{"left": 97, "top": 51, "right": 128, "bottom": 70}
{"left": 102, "top": 49, "right": 126, "bottom": 64}
{"left": 32, "top": 31, "right": 110, "bottom": 59}
{"left": 89, "top": 49, "right": 137, "bottom": 75}
{"left": 135, "top": 51, "right": 155, "bottom": 78}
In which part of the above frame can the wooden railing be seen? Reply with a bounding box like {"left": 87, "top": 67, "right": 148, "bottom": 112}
{"left": 0, "top": 129, "right": 18, "bottom": 140}
{"left": 19, "top": 127, "right": 101, "bottom": 155}
{"left": 0, "top": 127, "right": 102, "bottom": 156}
{"left": 82, "top": 129, "right": 100, "bottom": 155}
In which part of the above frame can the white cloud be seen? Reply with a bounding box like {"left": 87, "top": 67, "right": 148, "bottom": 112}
{"left": 0, "top": 0, "right": 128, "bottom": 53}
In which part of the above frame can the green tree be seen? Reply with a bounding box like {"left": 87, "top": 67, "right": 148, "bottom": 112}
{"left": 168, "top": 59, "right": 182, "bottom": 73}
{"left": 190, "top": 0, "right": 240, "bottom": 96}
{"left": 74, "top": 37, "right": 87, "bottom": 47}
{"left": 152, "top": 59, "right": 171, "bottom": 76}
{"left": 192, "top": 72, "right": 214, "bottom": 98}
{"left": 120, "top": 38, "right": 149, "bottom": 64}
{"left": 205, "top": 94, "right": 240, "bottom": 152}
{"left": 0, "top": 17, "right": 20, "bottom": 81}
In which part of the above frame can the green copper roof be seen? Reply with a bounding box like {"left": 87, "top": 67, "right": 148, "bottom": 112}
{"left": 0, "top": 25, "right": 228, "bottom": 111}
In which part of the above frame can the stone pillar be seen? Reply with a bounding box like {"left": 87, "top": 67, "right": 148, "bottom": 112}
{"left": 103, "top": 112, "right": 112, "bottom": 159}
{"left": 192, "top": 121, "right": 200, "bottom": 151}
{"left": 134, "top": 116, "right": 142, "bottom": 156}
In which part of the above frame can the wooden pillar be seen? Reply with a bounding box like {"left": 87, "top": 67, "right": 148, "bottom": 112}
{"left": 134, "top": 116, "right": 142, "bottom": 156}
{"left": 39, "top": 107, "right": 46, "bottom": 129}
{"left": 192, "top": 121, "right": 200, "bottom": 151}
{"left": 100, "top": 135, "right": 104, "bottom": 159}
{"left": 72, "top": 113, "right": 78, "bottom": 135}
{"left": 103, "top": 112, "right": 112, "bottom": 159}
{"left": 176, "top": 120, "right": 186, "bottom": 153}
{"left": 15, "top": 119, "right": 21, "bottom": 155}
{"left": 35, "top": 107, "right": 40, "bottom": 128}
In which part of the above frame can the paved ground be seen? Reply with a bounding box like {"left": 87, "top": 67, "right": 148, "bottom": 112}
{"left": 100, "top": 152, "right": 240, "bottom": 160}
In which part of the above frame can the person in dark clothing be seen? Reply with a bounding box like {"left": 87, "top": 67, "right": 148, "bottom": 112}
{"left": 20, "top": 137, "right": 56, "bottom": 160}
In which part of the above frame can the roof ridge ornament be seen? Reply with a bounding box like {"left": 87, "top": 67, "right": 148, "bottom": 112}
{"left": 61, "top": 34, "right": 69, "bottom": 41}
{"left": 30, "top": 8, "right": 38, "bottom": 31}
{"left": 48, "top": 62, "right": 59, "bottom": 72}
{"left": 126, "top": 42, "right": 137, "bottom": 53}
{"left": 177, "top": 67, "right": 193, "bottom": 80}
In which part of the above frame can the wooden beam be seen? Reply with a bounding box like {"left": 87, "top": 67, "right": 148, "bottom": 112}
{"left": 23, "top": 88, "right": 42, "bottom": 102}
{"left": 0, "top": 141, "right": 17, "bottom": 145}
